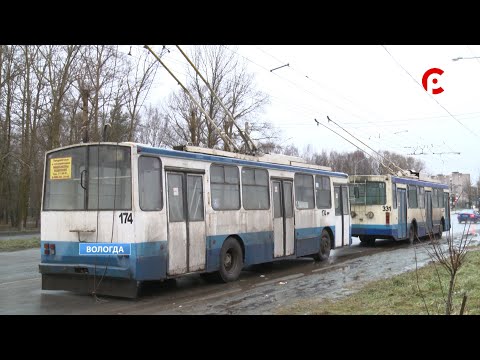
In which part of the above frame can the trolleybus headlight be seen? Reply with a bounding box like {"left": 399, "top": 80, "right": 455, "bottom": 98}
{"left": 366, "top": 211, "right": 374, "bottom": 219}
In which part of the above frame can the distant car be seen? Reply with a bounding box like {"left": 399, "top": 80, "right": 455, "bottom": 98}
{"left": 457, "top": 209, "right": 480, "bottom": 224}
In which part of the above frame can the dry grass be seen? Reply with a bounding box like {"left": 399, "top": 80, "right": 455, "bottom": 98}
{"left": 0, "top": 237, "right": 40, "bottom": 252}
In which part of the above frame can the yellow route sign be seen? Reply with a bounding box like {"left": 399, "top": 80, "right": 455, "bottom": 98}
{"left": 50, "top": 157, "right": 72, "bottom": 180}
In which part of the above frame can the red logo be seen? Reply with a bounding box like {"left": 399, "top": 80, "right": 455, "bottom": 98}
{"left": 422, "top": 68, "right": 444, "bottom": 94}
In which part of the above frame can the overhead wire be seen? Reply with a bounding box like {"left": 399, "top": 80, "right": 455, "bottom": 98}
{"left": 247, "top": 45, "right": 463, "bottom": 163}
{"left": 225, "top": 46, "right": 426, "bottom": 154}
{"left": 140, "top": 45, "right": 455, "bottom": 175}
{"left": 316, "top": 120, "right": 396, "bottom": 174}
{"left": 238, "top": 45, "right": 461, "bottom": 172}
{"left": 325, "top": 116, "right": 408, "bottom": 175}
{"left": 252, "top": 45, "right": 384, "bottom": 122}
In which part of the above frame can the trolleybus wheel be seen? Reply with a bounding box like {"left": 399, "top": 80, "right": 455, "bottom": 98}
{"left": 218, "top": 237, "right": 243, "bottom": 283}
{"left": 314, "top": 230, "right": 331, "bottom": 261}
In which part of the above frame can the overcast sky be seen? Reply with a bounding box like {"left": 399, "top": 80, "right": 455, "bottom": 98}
{"left": 135, "top": 45, "right": 480, "bottom": 182}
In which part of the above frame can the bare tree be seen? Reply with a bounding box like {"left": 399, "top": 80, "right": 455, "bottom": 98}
{"left": 136, "top": 104, "right": 170, "bottom": 147}
{"left": 415, "top": 222, "right": 474, "bottom": 314}
{"left": 378, "top": 150, "right": 425, "bottom": 175}
{"left": 0, "top": 45, "right": 20, "bottom": 226}
{"left": 79, "top": 45, "right": 125, "bottom": 142}
{"left": 123, "top": 48, "right": 160, "bottom": 142}
{"left": 163, "top": 45, "right": 273, "bottom": 151}
{"left": 39, "top": 45, "right": 81, "bottom": 150}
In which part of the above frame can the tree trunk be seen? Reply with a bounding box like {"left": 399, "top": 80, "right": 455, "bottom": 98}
{"left": 445, "top": 272, "right": 457, "bottom": 315}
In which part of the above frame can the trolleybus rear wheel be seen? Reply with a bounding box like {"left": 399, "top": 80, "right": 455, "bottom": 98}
{"left": 313, "top": 230, "right": 331, "bottom": 261}
{"left": 218, "top": 237, "right": 243, "bottom": 283}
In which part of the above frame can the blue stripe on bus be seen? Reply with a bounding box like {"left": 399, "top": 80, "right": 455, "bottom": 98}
{"left": 352, "top": 221, "right": 440, "bottom": 240}
{"left": 41, "top": 226, "right": 339, "bottom": 280}
{"left": 351, "top": 224, "right": 398, "bottom": 237}
{"left": 296, "top": 227, "right": 321, "bottom": 256}
{"left": 139, "top": 146, "right": 348, "bottom": 178}
{"left": 205, "top": 227, "right": 335, "bottom": 271}
{"left": 40, "top": 240, "right": 168, "bottom": 281}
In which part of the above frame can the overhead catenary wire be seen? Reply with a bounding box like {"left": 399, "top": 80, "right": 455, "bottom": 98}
{"left": 252, "top": 45, "right": 384, "bottom": 122}
{"left": 221, "top": 45, "right": 362, "bottom": 121}
{"left": 242, "top": 45, "right": 461, "bottom": 167}
{"left": 144, "top": 45, "right": 239, "bottom": 152}
{"left": 223, "top": 45, "right": 434, "bottom": 158}
{"left": 107, "top": 45, "right": 455, "bottom": 164}
{"left": 316, "top": 118, "right": 397, "bottom": 175}
{"left": 326, "top": 115, "right": 410, "bottom": 176}
{"left": 148, "top": 45, "right": 456, "bottom": 173}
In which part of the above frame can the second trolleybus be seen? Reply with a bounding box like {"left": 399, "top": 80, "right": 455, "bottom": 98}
{"left": 348, "top": 174, "right": 451, "bottom": 246}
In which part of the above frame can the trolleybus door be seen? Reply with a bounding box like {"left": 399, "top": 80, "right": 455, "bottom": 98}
{"left": 166, "top": 172, "right": 206, "bottom": 275}
{"left": 334, "top": 184, "right": 351, "bottom": 247}
{"left": 426, "top": 191, "right": 433, "bottom": 234}
{"left": 272, "top": 179, "right": 294, "bottom": 257}
{"left": 397, "top": 188, "right": 407, "bottom": 239}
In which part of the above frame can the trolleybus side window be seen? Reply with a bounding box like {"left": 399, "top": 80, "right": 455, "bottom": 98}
{"left": 139, "top": 156, "right": 162, "bottom": 211}
{"left": 315, "top": 175, "right": 331, "bottom": 208}
{"left": 242, "top": 167, "right": 269, "bottom": 210}
{"left": 408, "top": 185, "right": 418, "bottom": 208}
{"left": 418, "top": 186, "right": 425, "bottom": 208}
{"left": 294, "top": 173, "right": 314, "bottom": 209}
{"left": 438, "top": 189, "right": 444, "bottom": 207}
{"left": 342, "top": 187, "right": 349, "bottom": 215}
{"left": 210, "top": 164, "right": 240, "bottom": 210}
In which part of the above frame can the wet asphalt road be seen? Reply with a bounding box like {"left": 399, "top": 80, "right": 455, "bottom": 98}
{"left": 0, "top": 217, "right": 478, "bottom": 314}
